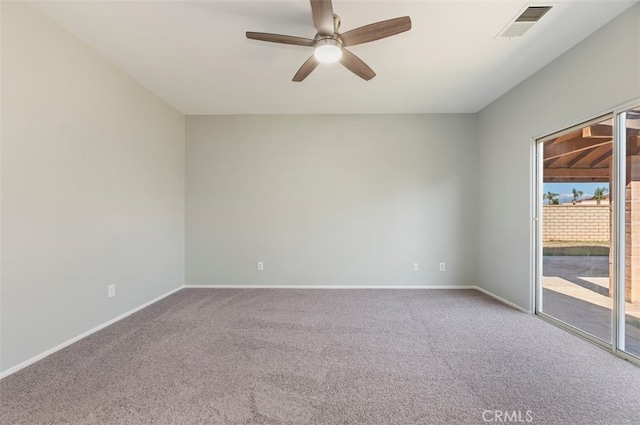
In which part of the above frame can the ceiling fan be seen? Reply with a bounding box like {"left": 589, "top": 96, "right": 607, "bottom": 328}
{"left": 246, "top": 0, "right": 411, "bottom": 82}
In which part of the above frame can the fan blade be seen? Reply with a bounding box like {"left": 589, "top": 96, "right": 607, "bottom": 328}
{"left": 311, "top": 0, "right": 334, "bottom": 36}
{"left": 340, "top": 16, "right": 411, "bottom": 47}
{"left": 339, "top": 48, "right": 375, "bottom": 81}
{"left": 246, "top": 32, "right": 315, "bottom": 47}
{"left": 292, "top": 55, "right": 320, "bottom": 82}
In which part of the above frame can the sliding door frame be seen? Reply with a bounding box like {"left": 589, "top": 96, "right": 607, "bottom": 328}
{"left": 612, "top": 109, "right": 625, "bottom": 356}
{"left": 533, "top": 98, "right": 640, "bottom": 366}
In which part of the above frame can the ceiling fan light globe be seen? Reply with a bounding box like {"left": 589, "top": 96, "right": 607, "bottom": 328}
{"left": 314, "top": 40, "right": 342, "bottom": 64}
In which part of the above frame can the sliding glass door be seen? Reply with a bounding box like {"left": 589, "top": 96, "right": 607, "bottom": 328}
{"left": 536, "top": 103, "right": 640, "bottom": 363}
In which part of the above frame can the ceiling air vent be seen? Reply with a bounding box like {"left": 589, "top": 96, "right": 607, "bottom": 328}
{"left": 498, "top": 5, "right": 553, "bottom": 38}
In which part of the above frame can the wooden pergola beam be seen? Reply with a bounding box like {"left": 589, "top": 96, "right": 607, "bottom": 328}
{"left": 583, "top": 124, "right": 613, "bottom": 139}
{"left": 543, "top": 177, "right": 609, "bottom": 182}
{"left": 565, "top": 149, "right": 595, "bottom": 167}
{"left": 544, "top": 138, "right": 611, "bottom": 161}
{"left": 544, "top": 168, "right": 609, "bottom": 178}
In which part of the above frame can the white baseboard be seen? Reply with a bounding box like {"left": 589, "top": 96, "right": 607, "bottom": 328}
{"left": 184, "top": 284, "right": 478, "bottom": 290}
{"left": 184, "top": 285, "right": 529, "bottom": 313}
{"left": 474, "top": 286, "right": 531, "bottom": 313}
{"left": 0, "top": 285, "right": 184, "bottom": 380}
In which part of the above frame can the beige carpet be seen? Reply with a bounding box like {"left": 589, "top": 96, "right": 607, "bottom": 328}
{"left": 1, "top": 288, "right": 640, "bottom": 424}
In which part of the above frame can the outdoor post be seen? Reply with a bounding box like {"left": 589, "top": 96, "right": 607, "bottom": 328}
{"left": 625, "top": 143, "right": 640, "bottom": 304}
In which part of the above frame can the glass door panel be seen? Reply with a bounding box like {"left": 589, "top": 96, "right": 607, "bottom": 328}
{"left": 539, "top": 117, "right": 613, "bottom": 344}
{"left": 622, "top": 105, "right": 640, "bottom": 358}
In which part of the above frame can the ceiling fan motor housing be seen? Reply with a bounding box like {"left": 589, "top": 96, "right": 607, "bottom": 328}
{"left": 333, "top": 14, "right": 341, "bottom": 33}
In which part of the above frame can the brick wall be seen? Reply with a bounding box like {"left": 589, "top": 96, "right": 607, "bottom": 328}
{"left": 542, "top": 205, "right": 610, "bottom": 242}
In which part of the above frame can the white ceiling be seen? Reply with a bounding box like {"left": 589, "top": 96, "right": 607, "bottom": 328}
{"left": 30, "top": 0, "right": 637, "bottom": 115}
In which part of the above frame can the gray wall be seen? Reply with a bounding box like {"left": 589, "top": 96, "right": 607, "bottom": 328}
{"left": 476, "top": 4, "right": 640, "bottom": 310}
{"left": 1, "top": 3, "right": 185, "bottom": 373}
{"left": 187, "top": 115, "right": 477, "bottom": 287}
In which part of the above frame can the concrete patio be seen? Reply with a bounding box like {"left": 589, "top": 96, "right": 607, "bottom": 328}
{"left": 543, "top": 255, "right": 640, "bottom": 357}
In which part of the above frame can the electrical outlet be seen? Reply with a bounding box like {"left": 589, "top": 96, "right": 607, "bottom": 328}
{"left": 439, "top": 262, "right": 446, "bottom": 272}
{"left": 257, "top": 262, "right": 264, "bottom": 271}
{"left": 108, "top": 284, "right": 116, "bottom": 298}
{"left": 413, "top": 262, "right": 419, "bottom": 271}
